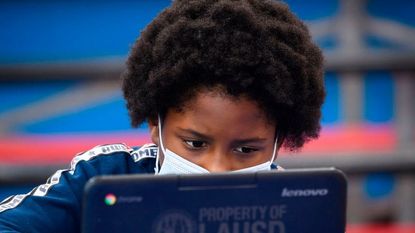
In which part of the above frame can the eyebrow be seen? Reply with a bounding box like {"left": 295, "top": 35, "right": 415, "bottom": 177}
{"left": 176, "top": 128, "right": 268, "bottom": 144}
{"left": 176, "top": 128, "right": 213, "bottom": 141}
{"left": 232, "top": 138, "right": 268, "bottom": 145}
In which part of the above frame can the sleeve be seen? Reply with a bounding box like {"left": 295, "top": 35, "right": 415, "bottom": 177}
{"left": 0, "top": 143, "right": 136, "bottom": 233}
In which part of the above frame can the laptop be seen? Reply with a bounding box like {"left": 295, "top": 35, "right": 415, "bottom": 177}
{"left": 82, "top": 168, "right": 347, "bottom": 233}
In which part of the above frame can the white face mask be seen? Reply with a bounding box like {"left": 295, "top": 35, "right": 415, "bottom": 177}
{"left": 155, "top": 115, "right": 278, "bottom": 175}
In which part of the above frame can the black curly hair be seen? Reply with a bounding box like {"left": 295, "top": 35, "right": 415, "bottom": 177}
{"left": 122, "top": 0, "right": 325, "bottom": 151}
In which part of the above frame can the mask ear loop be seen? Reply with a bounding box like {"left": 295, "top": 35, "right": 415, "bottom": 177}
{"left": 269, "top": 133, "right": 279, "bottom": 165}
{"left": 154, "top": 114, "right": 164, "bottom": 173}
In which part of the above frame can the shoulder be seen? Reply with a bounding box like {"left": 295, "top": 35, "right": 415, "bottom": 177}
{"left": 0, "top": 143, "right": 158, "bottom": 216}
{"left": 72, "top": 143, "right": 157, "bottom": 168}
{"left": 130, "top": 143, "right": 158, "bottom": 162}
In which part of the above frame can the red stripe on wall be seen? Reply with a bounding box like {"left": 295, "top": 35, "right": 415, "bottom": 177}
{"left": 297, "top": 124, "right": 397, "bottom": 154}
{"left": 347, "top": 223, "right": 415, "bottom": 233}
{"left": 0, "top": 132, "right": 151, "bottom": 164}
{"left": 0, "top": 124, "right": 397, "bottom": 164}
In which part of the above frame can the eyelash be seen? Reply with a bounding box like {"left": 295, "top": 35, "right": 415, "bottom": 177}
{"left": 183, "top": 139, "right": 259, "bottom": 154}
{"left": 183, "top": 139, "right": 207, "bottom": 150}
{"left": 234, "top": 147, "right": 259, "bottom": 154}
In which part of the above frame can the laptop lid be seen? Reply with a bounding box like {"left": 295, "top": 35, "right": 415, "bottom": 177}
{"left": 82, "top": 168, "right": 347, "bottom": 233}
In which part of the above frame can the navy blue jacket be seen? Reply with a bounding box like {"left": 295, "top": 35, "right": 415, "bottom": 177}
{"left": 0, "top": 143, "right": 158, "bottom": 233}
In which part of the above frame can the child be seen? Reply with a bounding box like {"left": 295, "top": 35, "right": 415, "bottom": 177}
{"left": 0, "top": 0, "right": 325, "bottom": 232}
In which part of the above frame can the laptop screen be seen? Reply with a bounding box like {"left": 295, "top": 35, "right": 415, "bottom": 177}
{"left": 82, "top": 168, "right": 347, "bottom": 233}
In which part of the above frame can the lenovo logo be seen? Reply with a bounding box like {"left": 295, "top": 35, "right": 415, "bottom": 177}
{"left": 281, "top": 188, "right": 329, "bottom": 197}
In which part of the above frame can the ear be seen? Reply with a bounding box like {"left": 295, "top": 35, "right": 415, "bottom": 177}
{"left": 148, "top": 119, "right": 160, "bottom": 146}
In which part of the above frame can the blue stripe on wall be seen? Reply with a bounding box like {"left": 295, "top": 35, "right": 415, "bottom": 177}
{"left": 0, "top": 0, "right": 341, "bottom": 64}
{"left": 0, "top": 80, "right": 78, "bottom": 114}
{"left": 20, "top": 93, "right": 147, "bottom": 133}
{"left": 316, "top": 35, "right": 338, "bottom": 50}
{"left": 364, "top": 71, "right": 395, "bottom": 123}
{"left": 284, "top": 0, "right": 339, "bottom": 21}
{"left": 365, "top": 34, "right": 407, "bottom": 50}
{"left": 0, "top": 1, "right": 171, "bottom": 64}
{"left": 367, "top": 0, "right": 415, "bottom": 27}
{"left": 321, "top": 72, "right": 341, "bottom": 124}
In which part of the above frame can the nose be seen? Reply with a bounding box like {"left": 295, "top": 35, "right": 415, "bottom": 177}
{"left": 202, "top": 150, "right": 232, "bottom": 173}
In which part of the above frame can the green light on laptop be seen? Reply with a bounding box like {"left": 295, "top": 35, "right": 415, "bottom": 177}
{"left": 104, "top": 193, "right": 117, "bottom": 206}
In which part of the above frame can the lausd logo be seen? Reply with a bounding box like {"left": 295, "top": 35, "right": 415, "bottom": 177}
{"left": 153, "top": 210, "right": 196, "bottom": 233}
{"left": 281, "top": 188, "right": 329, "bottom": 197}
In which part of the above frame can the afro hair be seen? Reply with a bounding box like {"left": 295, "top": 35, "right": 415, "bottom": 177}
{"left": 122, "top": 0, "right": 325, "bottom": 150}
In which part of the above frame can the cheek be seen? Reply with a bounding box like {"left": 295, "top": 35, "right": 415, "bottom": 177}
{"left": 232, "top": 152, "right": 273, "bottom": 168}
{"left": 161, "top": 132, "right": 195, "bottom": 161}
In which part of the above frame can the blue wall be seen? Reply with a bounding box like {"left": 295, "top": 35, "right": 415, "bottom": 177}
{"left": 1, "top": 0, "right": 411, "bottom": 134}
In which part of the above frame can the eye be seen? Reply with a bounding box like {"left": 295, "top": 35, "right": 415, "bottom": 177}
{"left": 183, "top": 140, "right": 207, "bottom": 149}
{"left": 234, "top": 146, "right": 258, "bottom": 154}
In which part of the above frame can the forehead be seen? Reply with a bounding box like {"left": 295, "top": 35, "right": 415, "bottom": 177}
{"left": 166, "top": 89, "right": 275, "bottom": 132}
